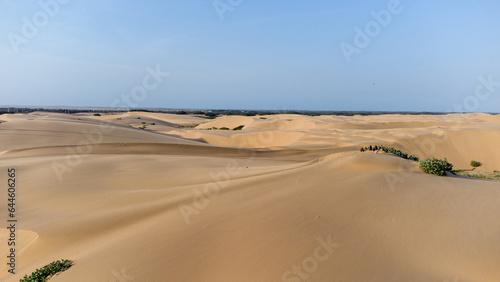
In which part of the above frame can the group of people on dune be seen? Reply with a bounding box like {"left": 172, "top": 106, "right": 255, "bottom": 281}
{"left": 360, "top": 145, "right": 379, "bottom": 153}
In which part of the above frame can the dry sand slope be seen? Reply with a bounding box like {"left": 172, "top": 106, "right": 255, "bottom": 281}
{"left": 0, "top": 112, "right": 499, "bottom": 281}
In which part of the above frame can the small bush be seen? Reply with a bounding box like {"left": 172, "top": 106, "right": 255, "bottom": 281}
{"left": 470, "top": 160, "right": 481, "bottom": 168}
{"left": 419, "top": 158, "right": 453, "bottom": 176}
{"left": 141, "top": 122, "right": 146, "bottom": 124}
{"left": 93, "top": 113, "right": 101, "bottom": 116}
{"left": 232, "top": 125, "right": 244, "bottom": 131}
{"left": 150, "top": 123, "right": 155, "bottom": 125}
{"left": 137, "top": 117, "right": 141, "bottom": 119}
{"left": 219, "top": 127, "right": 230, "bottom": 130}
{"left": 21, "top": 259, "right": 73, "bottom": 282}
{"left": 260, "top": 117, "right": 267, "bottom": 119}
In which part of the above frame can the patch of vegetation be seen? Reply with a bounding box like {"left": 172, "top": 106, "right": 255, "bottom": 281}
{"left": 205, "top": 126, "right": 239, "bottom": 131}
{"left": 454, "top": 170, "right": 500, "bottom": 181}
{"left": 141, "top": 122, "right": 146, "bottom": 124}
{"left": 419, "top": 158, "right": 453, "bottom": 176}
{"left": 232, "top": 125, "right": 244, "bottom": 131}
{"left": 259, "top": 117, "right": 267, "bottom": 119}
{"left": 150, "top": 123, "right": 155, "bottom": 125}
{"left": 177, "top": 124, "right": 199, "bottom": 128}
{"left": 174, "top": 110, "right": 188, "bottom": 115}
{"left": 117, "top": 118, "right": 121, "bottom": 120}
{"left": 137, "top": 117, "right": 141, "bottom": 119}
{"left": 93, "top": 113, "right": 101, "bottom": 116}
{"left": 204, "top": 112, "right": 218, "bottom": 119}
{"left": 21, "top": 259, "right": 73, "bottom": 282}
{"left": 468, "top": 174, "right": 492, "bottom": 180}
{"left": 130, "top": 109, "right": 153, "bottom": 113}
{"left": 452, "top": 169, "right": 473, "bottom": 173}
{"left": 470, "top": 160, "right": 482, "bottom": 168}
{"left": 378, "top": 146, "right": 419, "bottom": 161}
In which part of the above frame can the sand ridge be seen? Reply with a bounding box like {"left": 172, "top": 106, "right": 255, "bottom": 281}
{"left": 0, "top": 112, "right": 499, "bottom": 281}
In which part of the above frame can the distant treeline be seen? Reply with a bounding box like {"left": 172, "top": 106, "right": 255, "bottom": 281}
{"left": 0, "top": 108, "right": 107, "bottom": 115}
{"left": 162, "top": 110, "right": 451, "bottom": 117}
{"left": 1, "top": 107, "right": 497, "bottom": 117}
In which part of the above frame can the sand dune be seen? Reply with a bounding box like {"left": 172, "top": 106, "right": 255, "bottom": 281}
{"left": 1, "top": 112, "right": 499, "bottom": 281}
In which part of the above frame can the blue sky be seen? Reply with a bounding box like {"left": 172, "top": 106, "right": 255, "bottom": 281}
{"left": 1, "top": 0, "right": 499, "bottom": 112}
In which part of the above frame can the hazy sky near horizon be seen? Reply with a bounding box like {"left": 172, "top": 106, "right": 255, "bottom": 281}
{"left": 1, "top": 0, "right": 499, "bottom": 112}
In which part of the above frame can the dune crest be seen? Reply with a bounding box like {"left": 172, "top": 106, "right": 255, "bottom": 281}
{"left": 1, "top": 112, "right": 499, "bottom": 281}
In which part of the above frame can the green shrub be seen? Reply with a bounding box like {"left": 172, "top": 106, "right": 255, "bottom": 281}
{"left": 232, "top": 125, "right": 244, "bottom": 131}
{"left": 439, "top": 158, "right": 453, "bottom": 172}
{"left": 93, "top": 113, "right": 101, "bottom": 116}
{"left": 21, "top": 259, "right": 73, "bottom": 282}
{"left": 141, "top": 122, "right": 146, "bottom": 124}
{"left": 150, "top": 123, "right": 155, "bottom": 125}
{"left": 378, "top": 145, "right": 419, "bottom": 162}
{"left": 470, "top": 160, "right": 481, "bottom": 168}
{"left": 260, "top": 117, "right": 267, "bottom": 119}
{"left": 219, "top": 127, "right": 230, "bottom": 130}
{"left": 419, "top": 158, "right": 453, "bottom": 176}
